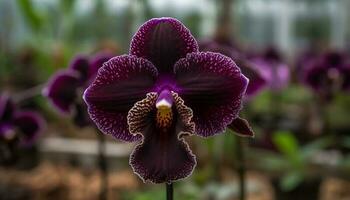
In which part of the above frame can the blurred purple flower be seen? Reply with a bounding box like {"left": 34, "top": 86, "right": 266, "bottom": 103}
{"left": 250, "top": 47, "right": 290, "bottom": 91}
{"left": 0, "top": 94, "right": 44, "bottom": 147}
{"left": 83, "top": 18, "right": 253, "bottom": 183}
{"left": 199, "top": 40, "right": 267, "bottom": 97}
{"left": 302, "top": 51, "right": 350, "bottom": 99}
{"left": 43, "top": 52, "right": 114, "bottom": 127}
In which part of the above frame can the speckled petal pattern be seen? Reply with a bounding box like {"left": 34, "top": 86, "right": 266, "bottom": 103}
{"left": 198, "top": 40, "right": 266, "bottom": 97}
{"left": 174, "top": 52, "right": 248, "bottom": 137}
{"left": 83, "top": 55, "right": 158, "bottom": 142}
{"left": 88, "top": 53, "right": 114, "bottom": 81}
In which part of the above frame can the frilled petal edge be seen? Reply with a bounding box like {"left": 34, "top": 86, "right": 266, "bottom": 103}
{"left": 128, "top": 92, "right": 196, "bottom": 183}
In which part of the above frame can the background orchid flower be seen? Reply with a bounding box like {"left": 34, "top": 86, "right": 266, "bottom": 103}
{"left": 250, "top": 47, "right": 290, "bottom": 91}
{"left": 199, "top": 40, "right": 267, "bottom": 97}
{"left": 43, "top": 53, "right": 113, "bottom": 127}
{"left": 302, "top": 51, "right": 350, "bottom": 99}
{"left": 83, "top": 17, "right": 253, "bottom": 184}
{"left": 0, "top": 93, "right": 44, "bottom": 147}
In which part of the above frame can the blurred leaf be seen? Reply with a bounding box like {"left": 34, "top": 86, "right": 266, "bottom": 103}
{"left": 279, "top": 85, "right": 313, "bottom": 103}
{"left": 250, "top": 90, "right": 271, "bottom": 113}
{"left": 272, "top": 131, "right": 302, "bottom": 166}
{"left": 203, "top": 136, "right": 216, "bottom": 154}
{"left": 122, "top": 183, "right": 199, "bottom": 200}
{"left": 280, "top": 171, "right": 304, "bottom": 191}
{"left": 341, "top": 137, "right": 350, "bottom": 149}
{"left": 223, "top": 129, "right": 236, "bottom": 155}
{"left": 16, "top": 0, "right": 43, "bottom": 31}
{"left": 301, "top": 136, "right": 333, "bottom": 159}
{"left": 340, "top": 155, "right": 350, "bottom": 172}
{"left": 60, "top": 0, "right": 75, "bottom": 14}
{"left": 258, "top": 154, "right": 288, "bottom": 171}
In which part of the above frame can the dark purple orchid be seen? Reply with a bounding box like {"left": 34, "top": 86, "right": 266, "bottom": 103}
{"left": 302, "top": 51, "right": 350, "bottom": 99}
{"left": 199, "top": 40, "right": 267, "bottom": 97}
{"left": 250, "top": 47, "right": 290, "bottom": 91}
{"left": 83, "top": 18, "right": 253, "bottom": 184}
{"left": 0, "top": 93, "right": 44, "bottom": 147}
{"left": 43, "top": 53, "right": 114, "bottom": 127}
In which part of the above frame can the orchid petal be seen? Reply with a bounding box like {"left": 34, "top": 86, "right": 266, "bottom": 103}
{"left": 130, "top": 17, "right": 198, "bottom": 73}
{"left": 43, "top": 70, "right": 81, "bottom": 114}
{"left": 13, "top": 111, "right": 45, "bottom": 146}
{"left": 84, "top": 55, "right": 158, "bottom": 142}
{"left": 174, "top": 52, "right": 248, "bottom": 137}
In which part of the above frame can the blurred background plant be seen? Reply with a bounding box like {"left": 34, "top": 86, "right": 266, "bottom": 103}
{"left": 1, "top": 0, "right": 350, "bottom": 199}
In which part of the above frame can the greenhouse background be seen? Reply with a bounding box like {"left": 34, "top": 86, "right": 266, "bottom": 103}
{"left": 1, "top": 0, "right": 350, "bottom": 199}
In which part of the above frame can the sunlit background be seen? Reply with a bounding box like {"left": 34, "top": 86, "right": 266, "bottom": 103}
{"left": 1, "top": 0, "right": 350, "bottom": 200}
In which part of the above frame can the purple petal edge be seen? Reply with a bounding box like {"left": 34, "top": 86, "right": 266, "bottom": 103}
{"left": 174, "top": 52, "right": 249, "bottom": 137}
{"left": 130, "top": 17, "right": 199, "bottom": 73}
{"left": 83, "top": 55, "right": 158, "bottom": 142}
{"left": 43, "top": 70, "right": 81, "bottom": 114}
{"left": 13, "top": 111, "right": 46, "bottom": 147}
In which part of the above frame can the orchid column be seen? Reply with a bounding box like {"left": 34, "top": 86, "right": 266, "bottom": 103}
{"left": 83, "top": 17, "right": 253, "bottom": 199}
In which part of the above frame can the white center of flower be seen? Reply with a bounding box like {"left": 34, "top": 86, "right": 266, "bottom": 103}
{"left": 155, "top": 90, "right": 174, "bottom": 130}
{"left": 156, "top": 99, "right": 172, "bottom": 109}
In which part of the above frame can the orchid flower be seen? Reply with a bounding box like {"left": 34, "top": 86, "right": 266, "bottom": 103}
{"left": 83, "top": 18, "right": 253, "bottom": 183}
{"left": 302, "top": 51, "right": 350, "bottom": 99}
{"left": 250, "top": 47, "right": 290, "bottom": 91}
{"left": 0, "top": 93, "right": 44, "bottom": 147}
{"left": 43, "top": 53, "right": 113, "bottom": 127}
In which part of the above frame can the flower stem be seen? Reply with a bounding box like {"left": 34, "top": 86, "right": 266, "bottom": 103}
{"left": 97, "top": 132, "right": 108, "bottom": 200}
{"left": 166, "top": 183, "right": 174, "bottom": 200}
{"left": 12, "top": 84, "right": 44, "bottom": 103}
{"left": 235, "top": 136, "right": 246, "bottom": 200}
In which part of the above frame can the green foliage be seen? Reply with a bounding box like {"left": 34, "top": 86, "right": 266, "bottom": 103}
{"left": 301, "top": 136, "right": 333, "bottom": 159}
{"left": 272, "top": 131, "right": 333, "bottom": 191}
{"left": 60, "top": 0, "right": 75, "bottom": 14}
{"left": 279, "top": 85, "right": 313, "bottom": 104}
{"left": 280, "top": 171, "right": 304, "bottom": 191}
{"left": 16, "top": 0, "right": 43, "bottom": 31}
{"left": 121, "top": 183, "right": 200, "bottom": 200}
{"left": 273, "top": 131, "right": 302, "bottom": 167}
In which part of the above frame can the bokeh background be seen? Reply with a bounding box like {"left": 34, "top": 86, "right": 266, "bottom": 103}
{"left": 1, "top": 0, "right": 350, "bottom": 199}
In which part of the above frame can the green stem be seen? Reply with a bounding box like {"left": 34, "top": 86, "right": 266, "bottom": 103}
{"left": 12, "top": 84, "right": 44, "bottom": 103}
{"left": 236, "top": 136, "right": 246, "bottom": 200}
{"left": 166, "top": 183, "right": 173, "bottom": 200}
{"left": 97, "top": 132, "right": 108, "bottom": 200}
